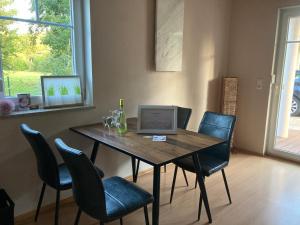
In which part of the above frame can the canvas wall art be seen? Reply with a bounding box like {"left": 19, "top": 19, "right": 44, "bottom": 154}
{"left": 155, "top": 0, "right": 185, "bottom": 72}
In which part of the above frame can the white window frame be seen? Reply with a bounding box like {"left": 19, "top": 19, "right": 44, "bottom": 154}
{"left": 0, "top": 0, "right": 92, "bottom": 107}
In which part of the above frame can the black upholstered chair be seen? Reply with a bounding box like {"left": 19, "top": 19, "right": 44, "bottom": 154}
{"left": 134, "top": 106, "right": 192, "bottom": 183}
{"left": 55, "top": 138, "right": 153, "bottom": 225}
{"left": 20, "top": 124, "right": 73, "bottom": 225}
{"left": 169, "top": 111, "right": 236, "bottom": 221}
{"left": 20, "top": 124, "right": 104, "bottom": 225}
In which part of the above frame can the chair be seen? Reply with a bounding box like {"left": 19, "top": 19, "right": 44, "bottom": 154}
{"left": 20, "top": 124, "right": 104, "bottom": 225}
{"left": 55, "top": 138, "right": 153, "bottom": 225}
{"left": 20, "top": 124, "right": 72, "bottom": 225}
{"left": 134, "top": 106, "right": 192, "bottom": 183}
{"left": 169, "top": 111, "right": 236, "bottom": 221}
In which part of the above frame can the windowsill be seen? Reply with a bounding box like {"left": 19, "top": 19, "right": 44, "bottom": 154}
{"left": 0, "top": 105, "right": 95, "bottom": 118}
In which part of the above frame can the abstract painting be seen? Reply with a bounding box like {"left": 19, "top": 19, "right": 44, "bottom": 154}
{"left": 155, "top": 0, "right": 184, "bottom": 72}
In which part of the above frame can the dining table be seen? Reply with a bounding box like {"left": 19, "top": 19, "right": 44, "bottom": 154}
{"left": 70, "top": 118, "right": 225, "bottom": 225}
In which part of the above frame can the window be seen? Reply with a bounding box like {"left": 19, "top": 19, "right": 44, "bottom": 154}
{"left": 0, "top": 0, "right": 83, "bottom": 98}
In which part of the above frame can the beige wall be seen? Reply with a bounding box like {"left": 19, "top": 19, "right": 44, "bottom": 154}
{"left": 228, "top": 0, "right": 300, "bottom": 154}
{"left": 0, "top": 0, "right": 232, "bottom": 216}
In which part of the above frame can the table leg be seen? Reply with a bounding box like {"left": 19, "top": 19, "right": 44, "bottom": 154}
{"left": 90, "top": 142, "right": 100, "bottom": 164}
{"left": 131, "top": 156, "right": 137, "bottom": 183}
{"left": 152, "top": 165, "right": 161, "bottom": 225}
{"left": 135, "top": 159, "right": 140, "bottom": 181}
{"left": 192, "top": 154, "right": 212, "bottom": 223}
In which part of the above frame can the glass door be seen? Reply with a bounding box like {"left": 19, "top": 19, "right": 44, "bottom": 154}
{"left": 267, "top": 6, "right": 300, "bottom": 161}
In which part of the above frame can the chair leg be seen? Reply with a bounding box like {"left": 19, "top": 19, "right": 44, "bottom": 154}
{"left": 182, "top": 169, "right": 189, "bottom": 187}
{"left": 221, "top": 169, "right": 232, "bottom": 204}
{"left": 194, "top": 176, "right": 197, "bottom": 189}
{"left": 170, "top": 165, "right": 178, "bottom": 203}
{"left": 164, "top": 165, "right": 167, "bottom": 173}
{"left": 74, "top": 208, "right": 82, "bottom": 225}
{"left": 55, "top": 190, "right": 60, "bottom": 225}
{"left": 193, "top": 152, "right": 212, "bottom": 224}
{"left": 144, "top": 206, "right": 150, "bottom": 225}
{"left": 35, "top": 182, "right": 46, "bottom": 222}
{"left": 120, "top": 217, "right": 123, "bottom": 225}
{"left": 198, "top": 194, "right": 203, "bottom": 221}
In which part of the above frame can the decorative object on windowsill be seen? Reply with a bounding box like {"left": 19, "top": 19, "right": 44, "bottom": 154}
{"left": 41, "top": 76, "right": 83, "bottom": 109}
{"left": 17, "top": 93, "right": 31, "bottom": 111}
{"left": 29, "top": 104, "right": 40, "bottom": 110}
{"left": 0, "top": 99, "right": 15, "bottom": 116}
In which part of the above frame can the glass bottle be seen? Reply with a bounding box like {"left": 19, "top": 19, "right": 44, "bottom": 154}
{"left": 117, "top": 99, "right": 127, "bottom": 135}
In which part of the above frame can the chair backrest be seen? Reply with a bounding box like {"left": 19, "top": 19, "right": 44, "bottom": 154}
{"left": 20, "top": 124, "right": 59, "bottom": 188}
{"left": 177, "top": 107, "right": 192, "bottom": 129}
{"left": 55, "top": 139, "right": 106, "bottom": 220}
{"left": 198, "top": 112, "right": 236, "bottom": 161}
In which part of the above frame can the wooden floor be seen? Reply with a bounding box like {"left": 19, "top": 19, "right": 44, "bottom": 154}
{"left": 275, "top": 116, "right": 300, "bottom": 155}
{"left": 19, "top": 152, "right": 300, "bottom": 225}
{"left": 276, "top": 129, "right": 300, "bottom": 155}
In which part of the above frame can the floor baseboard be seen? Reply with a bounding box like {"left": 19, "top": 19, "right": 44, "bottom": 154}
{"left": 15, "top": 197, "right": 74, "bottom": 225}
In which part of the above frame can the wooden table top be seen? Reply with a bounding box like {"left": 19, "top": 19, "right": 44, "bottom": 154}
{"left": 70, "top": 118, "right": 225, "bottom": 166}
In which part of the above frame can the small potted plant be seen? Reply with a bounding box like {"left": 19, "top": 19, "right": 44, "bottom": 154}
{"left": 0, "top": 99, "right": 15, "bottom": 116}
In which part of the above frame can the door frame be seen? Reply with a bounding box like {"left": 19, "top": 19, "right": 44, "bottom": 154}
{"left": 266, "top": 6, "right": 300, "bottom": 162}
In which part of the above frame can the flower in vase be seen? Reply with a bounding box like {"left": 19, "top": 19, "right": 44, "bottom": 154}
{"left": 0, "top": 100, "right": 15, "bottom": 115}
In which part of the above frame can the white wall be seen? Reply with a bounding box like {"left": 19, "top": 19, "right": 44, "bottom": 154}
{"left": 0, "top": 0, "right": 232, "bottom": 216}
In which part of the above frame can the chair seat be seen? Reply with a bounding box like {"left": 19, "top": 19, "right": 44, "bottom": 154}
{"left": 175, "top": 153, "right": 228, "bottom": 177}
{"left": 103, "top": 176, "right": 153, "bottom": 220}
{"left": 58, "top": 164, "right": 104, "bottom": 190}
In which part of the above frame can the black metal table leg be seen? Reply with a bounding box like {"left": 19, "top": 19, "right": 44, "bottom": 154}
{"left": 131, "top": 156, "right": 137, "bottom": 183}
{"left": 135, "top": 159, "right": 140, "bottom": 181}
{"left": 90, "top": 142, "right": 100, "bottom": 163}
{"left": 192, "top": 154, "right": 212, "bottom": 223}
{"left": 152, "top": 165, "right": 161, "bottom": 225}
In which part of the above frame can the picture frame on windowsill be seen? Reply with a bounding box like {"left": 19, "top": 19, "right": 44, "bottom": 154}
{"left": 41, "top": 76, "right": 84, "bottom": 109}
{"left": 17, "top": 94, "right": 31, "bottom": 111}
